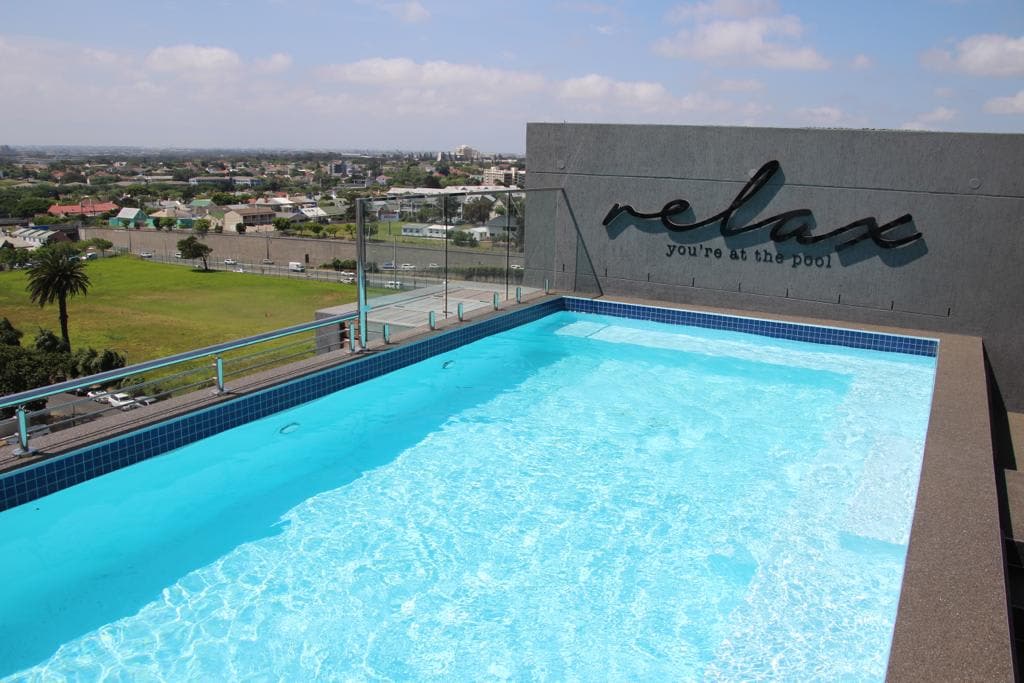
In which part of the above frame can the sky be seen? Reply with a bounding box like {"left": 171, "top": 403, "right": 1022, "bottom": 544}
{"left": 0, "top": 0, "right": 1021, "bottom": 153}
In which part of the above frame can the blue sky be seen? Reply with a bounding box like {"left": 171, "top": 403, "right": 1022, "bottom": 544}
{"left": 0, "top": 0, "right": 1021, "bottom": 152}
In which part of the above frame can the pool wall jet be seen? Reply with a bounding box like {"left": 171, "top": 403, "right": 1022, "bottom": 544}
{"left": 524, "top": 123, "right": 1024, "bottom": 412}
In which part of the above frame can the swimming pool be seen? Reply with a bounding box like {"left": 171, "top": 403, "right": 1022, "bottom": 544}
{"left": 0, "top": 305, "right": 937, "bottom": 680}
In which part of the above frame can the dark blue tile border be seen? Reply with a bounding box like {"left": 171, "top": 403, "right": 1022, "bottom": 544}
{"left": 563, "top": 297, "right": 939, "bottom": 358}
{"left": 0, "top": 295, "right": 937, "bottom": 512}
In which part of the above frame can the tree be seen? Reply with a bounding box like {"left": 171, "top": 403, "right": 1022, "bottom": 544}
{"left": 92, "top": 238, "right": 113, "bottom": 256}
{"left": 235, "top": 221, "right": 246, "bottom": 234}
{"left": 14, "top": 196, "right": 53, "bottom": 217}
{"left": 25, "top": 244, "right": 91, "bottom": 350}
{"left": 309, "top": 223, "right": 323, "bottom": 237}
{"left": 177, "top": 235, "right": 213, "bottom": 271}
{"left": 33, "top": 328, "right": 69, "bottom": 353}
{"left": 0, "top": 317, "right": 22, "bottom": 346}
{"left": 451, "top": 230, "right": 478, "bottom": 247}
{"left": 422, "top": 175, "right": 441, "bottom": 189}
{"left": 463, "top": 197, "right": 493, "bottom": 224}
{"left": 273, "top": 217, "right": 291, "bottom": 232}
{"left": 193, "top": 218, "right": 211, "bottom": 236}
{"left": 158, "top": 217, "right": 177, "bottom": 231}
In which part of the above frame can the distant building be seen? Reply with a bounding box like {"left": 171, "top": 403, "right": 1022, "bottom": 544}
{"left": 291, "top": 206, "right": 328, "bottom": 223}
{"left": 48, "top": 201, "right": 119, "bottom": 217}
{"left": 401, "top": 223, "right": 453, "bottom": 239}
{"left": 482, "top": 166, "right": 522, "bottom": 186}
{"left": 223, "top": 207, "right": 275, "bottom": 233}
{"left": 2, "top": 227, "right": 71, "bottom": 250}
{"left": 189, "top": 176, "right": 232, "bottom": 187}
{"left": 454, "top": 144, "right": 480, "bottom": 161}
{"left": 111, "top": 208, "right": 151, "bottom": 228}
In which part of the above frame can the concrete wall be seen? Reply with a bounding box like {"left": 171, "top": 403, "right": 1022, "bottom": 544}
{"left": 525, "top": 123, "right": 1024, "bottom": 408}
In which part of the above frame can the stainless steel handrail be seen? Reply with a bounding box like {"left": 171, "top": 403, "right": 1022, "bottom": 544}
{"left": 0, "top": 311, "right": 358, "bottom": 411}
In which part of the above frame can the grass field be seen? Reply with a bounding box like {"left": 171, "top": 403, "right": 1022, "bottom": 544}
{"left": 0, "top": 257, "right": 358, "bottom": 364}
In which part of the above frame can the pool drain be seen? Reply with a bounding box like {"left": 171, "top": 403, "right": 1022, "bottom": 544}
{"left": 442, "top": 360, "right": 455, "bottom": 369}
{"left": 279, "top": 422, "right": 300, "bottom": 434}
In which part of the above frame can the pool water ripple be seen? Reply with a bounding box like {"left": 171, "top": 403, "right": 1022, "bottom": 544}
{"left": 0, "top": 312, "right": 935, "bottom": 680}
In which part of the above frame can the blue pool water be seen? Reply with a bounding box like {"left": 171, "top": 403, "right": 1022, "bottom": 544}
{"left": 0, "top": 311, "right": 936, "bottom": 680}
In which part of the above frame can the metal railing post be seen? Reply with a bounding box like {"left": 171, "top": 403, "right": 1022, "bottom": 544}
{"left": 545, "top": 278, "right": 550, "bottom": 295}
{"left": 16, "top": 406, "right": 31, "bottom": 455}
{"left": 493, "top": 292, "right": 500, "bottom": 310}
{"left": 457, "top": 303, "right": 464, "bottom": 321}
{"left": 215, "top": 356, "right": 225, "bottom": 393}
{"left": 515, "top": 287, "right": 522, "bottom": 304}
{"left": 428, "top": 311, "right": 437, "bottom": 330}
{"left": 383, "top": 323, "right": 391, "bottom": 344}
{"left": 356, "top": 198, "right": 368, "bottom": 350}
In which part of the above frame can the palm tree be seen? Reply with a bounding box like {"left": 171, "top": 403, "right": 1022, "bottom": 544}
{"left": 25, "top": 244, "right": 91, "bottom": 350}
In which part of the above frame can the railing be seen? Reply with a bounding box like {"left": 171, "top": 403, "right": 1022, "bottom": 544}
{"left": 3, "top": 185, "right": 570, "bottom": 458}
{"left": 1, "top": 311, "right": 358, "bottom": 455}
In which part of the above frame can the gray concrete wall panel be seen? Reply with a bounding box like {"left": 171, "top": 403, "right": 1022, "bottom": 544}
{"left": 526, "top": 123, "right": 1024, "bottom": 408}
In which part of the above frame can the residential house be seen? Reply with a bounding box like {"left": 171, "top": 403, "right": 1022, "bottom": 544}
{"left": 4, "top": 227, "right": 71, "bottom": 250}
{"left": 290, "top": 206, "right": 328, "bottom": 223}
{"left": 401, "top": 223, "right": 453, "bottom": 239}
{"left": 222, "top": 207, "right": 275, "bottom": 233}
{"left": 189, "top": 199, "right": 216, "bottom": 216}
{"left": 150, "top": 208, "right": 195, "bottom": 229}
{"left": 48, "top": 201, "right": 120, "bottom": 217}
{"left": 111, "top": 208, "right": 151, "bottom": 228}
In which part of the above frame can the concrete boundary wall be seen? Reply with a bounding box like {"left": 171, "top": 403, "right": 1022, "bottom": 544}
{"left": 525, "top": 123, "right": 1024, "bottom": 409}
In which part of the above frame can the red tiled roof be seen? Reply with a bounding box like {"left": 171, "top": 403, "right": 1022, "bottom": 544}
{"left": 48, "top": 202, "right": 120, "bottom": 216}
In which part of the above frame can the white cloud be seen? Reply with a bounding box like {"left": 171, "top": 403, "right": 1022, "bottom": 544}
{"left": 383, "top": 1, "right": 430, "bottom": 23}
{"left": 145, "top": 45, "right": 241, "bottom": 81}
{"left": 984, "top": 90, "right": 1024, "bottom": 114}
{"left": 254, "top": 53, "right": 292, "bottom": 74}
{"left": 558, "top": 74, "right": 669, "bottom": 103}
{"left": 655, "top": 3, "right": 829, "bottom": 71}
{"left": 851, "top": 53, "right": 872, "bottom": 69}
{"left": 667, "top": 0, "right": 778, "bottom": 22}
{"left": 794, "top": 106, "right": 844, "bottom": 126}
{"left": 922, "top": 34, "right": 1024, "bottom": 77}
{"left": 554, "top": 73, "right": 743, "bottom": 119}
{"left": 934, "top": 87, "right": 954, "bottom": 98}
{"left": 716, "top": 78, "right": 763, "bottom": 92}
{"left": 319, "top": 58, "right": 545, "bottom": 93}
{"left": 900, "top": 106, "right": 957, "bottom": 130}
{"left": 918, "top": 106, "right": 956, "bottom": 123}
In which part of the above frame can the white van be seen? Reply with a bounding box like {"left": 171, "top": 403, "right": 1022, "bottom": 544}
{"left": 288, "top": 262, "right": 305, "bottom": 273}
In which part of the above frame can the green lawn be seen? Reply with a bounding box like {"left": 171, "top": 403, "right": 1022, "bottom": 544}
{"left": 0, "top": 257, "right": 357, "bottom": 364}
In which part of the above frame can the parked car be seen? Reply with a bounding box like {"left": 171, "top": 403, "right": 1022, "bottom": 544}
{"left": 174, "top": 251, "right": 183, "bottom": 258}
{"left": 106, "top": 393, "right": 137, "bottom": 410}
{"left": 139, "top": 251, "right": 153, "bottom": 259}
{"left": 400, "top": 263, "right": 415, "bottom": 270}
{"left": 133, "top": 395, "right": 158, "bottom": 406}
{"left": 427, "top": 263, "right": 440, "bottom": 269}
{"left": 510, "top": 264, "right": 524, "bottom": 270}
{"left": 385, "top": 281, "right": 403, "bottom": 289}
{"left": 261, "top": 258, "right": 274, "bottom": 265}
{"left": 224, "top": 258, "right": 237, "bottom": 265}
{"left": 80, "top": 252, "right": 98, "bottom": 261}
{"left": 87, "top": 389, "right": 109, "bottom": 403}
{"left": 381, "top": 261, "right": 396, "bottom": 270}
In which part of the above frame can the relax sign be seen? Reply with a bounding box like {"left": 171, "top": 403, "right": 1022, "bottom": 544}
{"left": 602, "top": 160, "right": 923, "bottom": 264}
